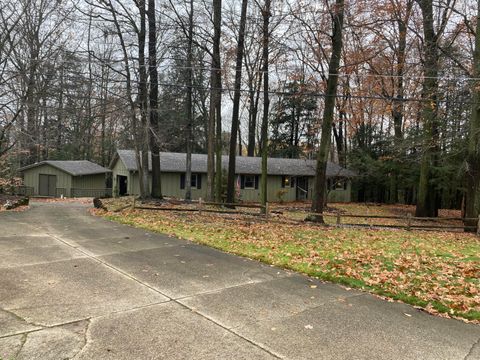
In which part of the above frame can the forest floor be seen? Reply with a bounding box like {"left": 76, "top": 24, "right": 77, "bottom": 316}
{"left": 94, "top": 199, "right": 480, "bottom": 323}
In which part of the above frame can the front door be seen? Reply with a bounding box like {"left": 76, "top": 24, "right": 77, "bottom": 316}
{"left": 296, "top": 177, "right": 309, "bottom": 201}
{"left": 118, "top": 175, "right": 128, "bottom": 196}
{"left": 39, "top": 174, "right": 57, "bottom": 197}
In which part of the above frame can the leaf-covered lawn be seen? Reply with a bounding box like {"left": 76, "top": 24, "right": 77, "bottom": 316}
{"left": 94, "top": 204, "right": 480, "bottom": 323}
{"left": 278, "top": 202, "right": 465, "bottom": 228}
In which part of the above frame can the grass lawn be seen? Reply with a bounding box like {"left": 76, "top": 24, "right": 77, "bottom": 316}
{"left": 94, "top": 200, "right": 480, "bottom": 323}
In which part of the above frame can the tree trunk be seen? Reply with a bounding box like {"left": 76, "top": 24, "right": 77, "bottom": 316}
{"left": 311, "top": 0, "right": 345, "bottom": 222}
{"left": 185, "top": 0, "right": 194, "bottom": 201}
{"left": 148, "top": 0, "right": 162, "bottom": 199}
{"left": 213, "top": 0, "right": 223, "bottom": 202}
{"left": 206, "top": 79, "right": 216, "bottom": 201}
{"left": 215, "top": 82, "right": 223, "bottom": 202}
{"left": 25, "top": 46, "right": 39, "bottom": 165}
{"left": 260, "top": 0, "right": 271, "bottom": 212}
{"left": 247, "top": 75, "right": 261, "bottom": 156}
{"left": 207, "top": 0, "right": 222, "bottom": 201}
{"left": 415, "top": 0, "right": 439, "bottom": 217}
{"left": 389, "top": 1, "right": 412, "bottom": 204}
{"left": 226, "top": 0, "right": 248, "bottom": 204}
{"left": 465, "top": 0, "right": 480, "bottom": 230}
{"left": 138, "top": 0, "right": 149, "bottom": 199}
{"left": 333, "top": 110, "right": 346, "bottom": 166}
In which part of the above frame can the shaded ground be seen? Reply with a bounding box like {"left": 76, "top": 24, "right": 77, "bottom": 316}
{"left": 0, "top": 200, "right": 479, "bottom": 359}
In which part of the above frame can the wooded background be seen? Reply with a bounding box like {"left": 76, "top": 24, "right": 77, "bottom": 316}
{"left": 0, "top": 0, "right": 479, "bottom": 220}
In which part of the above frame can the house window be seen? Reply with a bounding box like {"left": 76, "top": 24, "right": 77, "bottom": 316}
{"left": 180, "top": 173, "right": 202, "bottom": 190}
{"left": 240, "top": 174, "right": 259, "bottom": 189}
{"left": 191, "top": 174, "right": 198, "bottom": 188}
{"left": 282, "top": 176, "right": 295, "bottom": 188}
{"left": 336, "top": 179, "right": 347, "bottom": 190}
{"left": 328, "top": 178, "right": 347, "bottom": 191}
{"left": 244, "top": 175, "right": 256, "bottom": 189}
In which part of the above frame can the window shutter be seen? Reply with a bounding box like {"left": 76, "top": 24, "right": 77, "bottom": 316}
{"left": 281, "top": 176, "right": 286, "bottom": 188}
{"left": 180, "top": 174, "right": 185, "bottom": 189}
{"left": 197, "top": 174, "right": 202, "bottom": 189}
{"left": 255, "top": 175, "right": 259, "bottom": 189}
{"left": 240, "top": 175, "right": 245, "bottom": 189}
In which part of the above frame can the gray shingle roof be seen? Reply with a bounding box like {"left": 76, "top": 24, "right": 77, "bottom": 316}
{"left": 116, "top": 150, "right": 355, "bottom": 178}
{"left": 19, "top": 160, "right": 111, "bottom": 176}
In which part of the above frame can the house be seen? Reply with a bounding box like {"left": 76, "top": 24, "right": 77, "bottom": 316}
{"left": 19, "top": 160, "right": 111, "bottom": 198}
{"left": 110, "top": 150, "right": 355, "bottom": 203}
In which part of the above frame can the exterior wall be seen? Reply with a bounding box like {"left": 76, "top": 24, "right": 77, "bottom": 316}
{"left": 239, "top": 175, "right": 292, "bottom": 202}
{"left": 130, "top": 172, "right": 151, "bottom": 196}
{"left": 129, "top": 172, "right": 209, "bottom": 199}
{"left": 111, "top": 157, "right": 352, "bottom": 203}
{"left": 307, "top": 177, "right": 352, "bottom": 203}
{"left": 112, "top": 157, "right": 131, "bottom": 196}
{"left": 161, "top": 173, "right": 208, "bottom": 199}
{"left": 72, "top": 174, "right": 106, "bottom": 189}
{"left": 23, "top": 165, "right": 72, "bottom": 197}
{"left": 71, "top": 174, "right": 109, "bottom": 197}
{"left": 327, "top": 180, "right": 352, "bottom": 203}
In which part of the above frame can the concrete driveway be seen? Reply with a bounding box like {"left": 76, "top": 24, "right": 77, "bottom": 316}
{"left": 0, "top": 200, "right": 479, "bottom": 359}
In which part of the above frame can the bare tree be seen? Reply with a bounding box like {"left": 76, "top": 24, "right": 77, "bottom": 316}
{"left": 149, "top": 0, "right": 162, "bottom": 199}
{"left": 206, "top": 0, "right": 222, "bottom": 201}
{"left": 226, "top": 0, "right": 249, "bottom": 204}
{"left": 259, "top": 0, "right": 271, "bottom": 211}
{"left": 311, "top": 0, "right": 345, "bottom": 222}
{"left": 0, "top": 3, "right": 24, "bottom": 159}
{"left": 185, "top": 0, "right": 194, "bottom": 201}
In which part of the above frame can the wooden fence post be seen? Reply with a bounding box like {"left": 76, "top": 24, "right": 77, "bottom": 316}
{"left": 406, "top": 213, "right": 411, "bottom": 231}
{"left": 131, "top": 196, "right": 136, "bottom": 210}
{"left": 336, "top": 212, "right": 341, "bottom": 226}
{"left": 264, "top": 202, "right": 270, "bottom": 218}
{"left": 199, "top": 198, "right": 203, "bottom": 215}
{"left": 477, "top": 215, "right": 480, "bottom": 236}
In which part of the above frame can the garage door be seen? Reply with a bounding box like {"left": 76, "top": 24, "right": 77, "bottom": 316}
{"left": 39, "top": 174, "right": 57, "bottom": 197}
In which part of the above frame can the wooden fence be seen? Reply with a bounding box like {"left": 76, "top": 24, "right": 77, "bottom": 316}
{"left": 12, "top": 186, "right": 34, "bottom": 196}
{"left": 132, "top": 197, "right": 268, "bottom": 216}
{"left": 306, "top": 212, "right": 479, "bottom": 233}
{"left": 129, "top": 198, "right": 478, "bottom": 234}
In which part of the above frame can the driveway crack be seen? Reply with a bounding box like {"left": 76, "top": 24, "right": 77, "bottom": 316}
{"left": 464, "top": 335, "right": 480, "bottom": 360}
{"left": 71, "top": 319, "right": 91, "bottom": 359}
{"left": 13, "top": 333, "right": 28, "bottom": 358}
{"left": 47, "top": 232, "right": 283, "bottom": 359}
{"left": 1, "top": 307, "right": 45, "bottom": 328}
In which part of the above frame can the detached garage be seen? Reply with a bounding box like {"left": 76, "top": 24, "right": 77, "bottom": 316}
{"left": 19, "top": 160, "right": 111, "bottom": 198}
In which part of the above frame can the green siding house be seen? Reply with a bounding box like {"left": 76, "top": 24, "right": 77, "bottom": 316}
{"left": 19, "top": 160, "right": 111, "bottom": 198}
{"left": 110, "top": 150, "right": 355, "bottom": 203}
